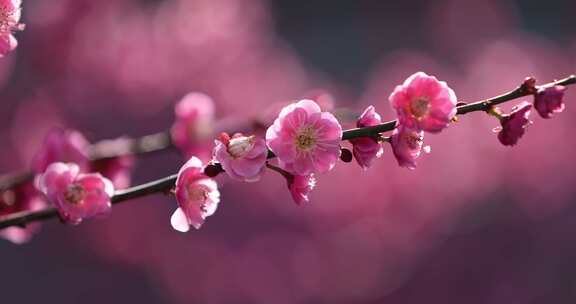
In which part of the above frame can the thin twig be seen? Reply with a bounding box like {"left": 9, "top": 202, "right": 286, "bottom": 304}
{"left": 1, "top": 75, "right": 574, "bottom": 229}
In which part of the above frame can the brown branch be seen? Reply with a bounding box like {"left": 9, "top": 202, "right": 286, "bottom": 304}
{"left": 0, "top": 131, "right": 174, "bottom": 193}
{"left": 0, "top": 75, "right": 574, "bottom": 229}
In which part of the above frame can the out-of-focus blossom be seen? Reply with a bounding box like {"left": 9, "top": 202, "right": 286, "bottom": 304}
{"left": 495, "top": 101, "right": 533, "bottom": 146}
{"left": 171, "top": 93, "right": 215, "bottom": 160}
{"left": 86, "top": 137, "right": 136, "bottom": 189}
{"left": 31, "top": 128, "right": 90, "bottom": 174}
{"left": 172, "top": 157, "right": 220, "bottom": 232}
{"left": 534, "top": 85, "right": 566, "bottom": 119}
{"left": 37, "top": 162, "right": 114, "bottom": 225}
{"left": 288, "top": 174, "right": 316, "bottom": 205}
{"left": 0, "top": 0, "right": 24, "bottom": 57}
{"left": 91, "top": 156, "right": 135, "bottom": 189}
{"left": 213, "top": 133, "right": 267, "bottom": 182}
{"left": 0, "top": 182, "right": 46, "bottom": 244}
{"left": 390, "top": 72, "right": 457, "bottom": 133}
{"left": 390, "top": 125, "right": 427, "bottom": 169}
{"left": 266, "top": 99, "right": 342, "bottom": 175}
{"left": 350, "top": 106, "right": 384, "bottom": 169}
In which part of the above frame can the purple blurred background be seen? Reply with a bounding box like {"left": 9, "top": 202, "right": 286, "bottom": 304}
{"left": 1, "top": 0, "right": 576, "bottom": 303}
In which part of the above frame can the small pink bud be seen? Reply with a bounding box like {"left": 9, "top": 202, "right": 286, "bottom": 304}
{"left": 350, "top": 106, "right": 384, "bottom": 169}
{"left": 214, "top": 133, "right": 267, "bottom": 182}
{"left": 37, "top": 162, "right": 114, "bottom": 225}
{"left": 390, "top": 125, "right": 426, "bottom": 169}
{"left": 521, "top": 77, "right": 537, "bottom": 94}
{"left": 266, "top": 99, "right": 342, "bottom": 175}
{"left": 288, "top": 174, "right": 316, "bottom": 205}
{"left": 389, "top": 72, "right": 457, "bottom": 133}
{"left": 172, "top": 157, "right": 220, "bottom": 232}
{"left": 496, "top": 101, "right": 533, "bottom": 146}
{"left": 534, "top": 85, "right": 566, "bottom": 119}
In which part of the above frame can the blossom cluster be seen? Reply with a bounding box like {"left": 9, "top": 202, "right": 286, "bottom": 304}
{"left": 0, "top": 69, "right": 568, "bottom": 243}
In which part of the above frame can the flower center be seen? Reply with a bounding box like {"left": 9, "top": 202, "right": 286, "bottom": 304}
{"left": 64, "top": 184, "right": 86, "bottom": 205}
{"left": 410, "top": 97, "right": 430, "bottom": 118}
{"left": 187, "top": 184, "right": 207, "bottom": 202}
{"left": 227, "top": 135, "right": 255, "bottom": 158}
{"left": 404, "top": 132, "right": 423, "bottom": 149}
{"left": 295, "top": 127, "right": 317, "bottom": 151}
{"left": 0, "top": 6, "right": 24, "bottom": 35}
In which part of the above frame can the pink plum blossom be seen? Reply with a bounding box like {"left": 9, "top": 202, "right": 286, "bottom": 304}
{"left": 288, "top": 174, "right": 316, "bottom": 205}
{"left": 37, "top": 162, "right": 114, "bottom": 225}
{"left": 31, "top": 128, "right": 90, "bottom": 174}
{"left": 350, "top": 106, "right": 384, "bottom": 169}
{"left": 390, "top": 72, "right": 457, "bottom": 133}
{"left": 534, "top": 85, "right": 566, "bottom": 119}
{"left": 213, "top": 133, "right": 267, "bottom": 182}
{"left": 266, "top": 99, "right": 342, "bottom": 176}
{"left": 496, "top": 101, "right": 533, "bottom": 146}
{"left": 172, "top": 157, "right": 220, "bottom": 232}
{"left": 390, "top": 125, "right": 428, "bottom": 169}
{"left": 170, "top": 93, "right": 215, "bottom": 159}
{"left": 0, "top": 182, "right": 46, "bottom": 244}
{"left": 0, "top": 0, "right": 24, "bottom": 57}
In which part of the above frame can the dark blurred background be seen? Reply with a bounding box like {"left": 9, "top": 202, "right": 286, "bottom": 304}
{"left": 1, "top": 0, "right": 576, "bottom": 303}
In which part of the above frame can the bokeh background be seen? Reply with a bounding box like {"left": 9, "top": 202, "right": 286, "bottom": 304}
{"left": 1, "top": 0, "right": 576, "bottom": 303}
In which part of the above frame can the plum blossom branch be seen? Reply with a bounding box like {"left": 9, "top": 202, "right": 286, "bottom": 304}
{"left": 0, "top": 75, "right": 574, "bottom": 230}
{"left": 0, "top": 131, "right": 173, "bottom": 192}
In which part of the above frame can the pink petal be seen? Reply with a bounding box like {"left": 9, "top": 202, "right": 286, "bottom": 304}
{"left": 170, "top": 207, "right": 190, "bottom": 232}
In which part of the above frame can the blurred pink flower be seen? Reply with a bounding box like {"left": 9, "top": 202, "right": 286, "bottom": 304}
{"left": 0, "top": 0, "right": 24, "bottom": 57}
{"left": 0, "top": 182, "right": 46, "bottom": 244}
{"left": 350, "top": 106, "right": 384, "bottom": 169}
{"left": 171, "top": 93, "right": 215, "bottom": 160}
{"left": 213, "top": 133, "right": 267, "bottom": 182}
{"left": 495, "top": 101, "right": 533, "bottom": 146}
{"left": 172, "top": 156, "right": 220, "bottom": 232}
{"left": 91, "top": 156, "right": 135, "bottom": 189}
{"left": 534, "top": 85, "right": 566, "bottom": 119}
{"left": 266, "top": 99, "right": 342, "bottom": 175}
{"left": 390, "top": 125, "right": 427, "bottom": 169}
{"left": 31, "top": 128, "right": 90, "bottom": 174}
{"left": 288, "top": 174, "right": 316, "bottom": 205}
{"left": 37, "top": 162, "right": 114, "bottom": 225}
{"left": 390, "top": 72, "right": 457, "bottom": 133}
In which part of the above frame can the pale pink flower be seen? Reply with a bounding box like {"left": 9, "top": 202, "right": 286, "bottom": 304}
{"left": 213, "top": 133, "right": 267, "bottom": 182}
{"left": 172, "top": 157, "right": 220, "bottom": 232}
{"left": 170, "top": 93, "right": 215, "bottom": 159}
{"left": 0, "top": 0, "right": 24, "bottom": 57}
{"left": 495, "top": 101, "right": 533, "bottom": 146}
{"left": 350, "top": 106, "right": 384, "bottom": 169}
{"left": 0, "top": 182, "right": 46, "bottom": 244}
{"left": 31, "top": 128, "right": 90, "bottom": 174}
{"left": 534, "top": 85, "right": 566, "bottom": 119}
{"left": 266, "top": 99, "right": 342, "bottom": 176}
{"left": 390, "top": 72, "right": 457, "bottom": 133}
{"left": 390, "top": 125, "right": 428, "bottom": 169}
{"left": 37, "top": 162, "right": 114, "bottom": 225}
{"left": 288, "top": 174, "right": 316, "bottom": 205}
